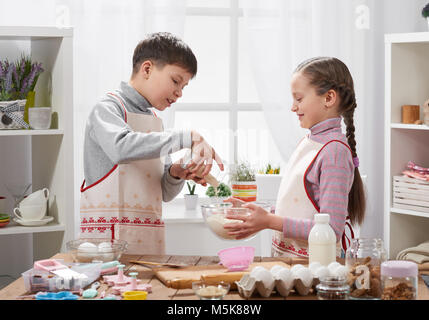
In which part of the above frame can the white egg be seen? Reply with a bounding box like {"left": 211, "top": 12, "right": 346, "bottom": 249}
{"left": 334, "top": 265, "right": 349, "bottom": 278}
{"left": 308, "top": 262, "right": 322, "bottom": 276}
{"left": 77, "top": 242, "right": 98, "bottom": 253}
{"left": 276, "top": 268, "right": 293, "bottom": 283}
{"left": 254, "top": 268, "right": 274, "bottom": 287}
{"left": 294, "top": 267, "right": 313, "bottom": 287}
{"left": 327, "top": 262, "right": 341, "bottom": 276}
{"left": 290, "top": 264, "right": 305, "bottom": 274}
{"left": 250, "top": 266, "right": 266, "bottom": 278}
{"left": 270, "top": 265, "right": 286, "bottom": 278}
{"left": 314, "top": 266, "right": 330, "bottom": 279}
{"left": 98, "top": 242, "right": 113, "bottom": 252}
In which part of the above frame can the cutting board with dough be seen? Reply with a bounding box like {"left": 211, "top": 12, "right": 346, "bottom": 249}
{"left": 154, "top": 261, "right": 290, "bottom": 290}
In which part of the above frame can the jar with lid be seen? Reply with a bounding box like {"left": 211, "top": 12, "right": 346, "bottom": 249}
{"left": 316, "top": 276, "right": 350, "bottom": 300}
{"left": 381, "top": 260, "right": 418, "bottom": 300}
{"left": 345, "top": 238, "right": 386, "bottom": 300}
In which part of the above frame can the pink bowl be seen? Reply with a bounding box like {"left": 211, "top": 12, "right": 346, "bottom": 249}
{"left": 217, "top": 246, "right": 255, "bottom": 272}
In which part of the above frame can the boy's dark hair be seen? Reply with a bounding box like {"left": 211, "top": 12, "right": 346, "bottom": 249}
{"left": 132, "top": 32, "right": 197, "bottom": 78}
{"left": 295, "top": 57, "right": 366, "bottom": 227}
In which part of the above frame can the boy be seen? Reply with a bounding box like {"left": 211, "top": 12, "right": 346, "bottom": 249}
{"left": 80, "top": 32, "right": 223, "bottom": 254}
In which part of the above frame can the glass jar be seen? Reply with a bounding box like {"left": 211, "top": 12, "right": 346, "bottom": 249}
{"left": 381, "top": 260, "right": 418, "bottom": 300}
{"left": 345, "top": 238, "right": 386, "bottom": 300}
{"left": 316, "top": 276, "right": 350, "bottom": 300}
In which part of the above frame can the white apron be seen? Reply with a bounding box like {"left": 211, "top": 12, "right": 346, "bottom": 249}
{"left": 79, "top": 92, "right": 165, "bottom": 255}
{"left": 271, "top": 136, "right": 354, "bottom": 258}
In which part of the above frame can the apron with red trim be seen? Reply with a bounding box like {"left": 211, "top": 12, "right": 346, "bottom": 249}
{"left": 79, "top": 93, "right": 165, "bottom": 255}
{"left": 271, "top": 136, "right": 355, "bottom": 257}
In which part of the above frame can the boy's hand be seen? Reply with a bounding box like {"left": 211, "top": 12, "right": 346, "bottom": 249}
{"left": 169, "top": 162, "right": 208, "bottom": 186}
{"left": 186, "top": 131, "right": 224, "bottom": 177}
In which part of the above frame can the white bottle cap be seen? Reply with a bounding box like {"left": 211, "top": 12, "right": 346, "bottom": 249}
{"left": 314, "top": 213, "right": 330, "bottom": 224}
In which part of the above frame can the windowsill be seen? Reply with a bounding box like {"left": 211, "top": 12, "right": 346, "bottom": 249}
{"left": 162, "top": 196, "right": 212, "bottom": 224}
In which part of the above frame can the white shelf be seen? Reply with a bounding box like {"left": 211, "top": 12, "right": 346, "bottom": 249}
{"left": 390, "top": 207, "right": 429, "bottom": 219}
{"left": 390, "top": 123, "right": 429, "bottom": 130}
{"left": 385, "top": 32, "right": 429, "bottom": 44}
{"left": 0, "top": 129, "right": 64, "bottom": 136}
{"left": 0, "top": 26, "right": 73, "bottom": 39}
{"left": 384, "top": 32, "right": 429, "bottom": 259}
{"left": 0, "top": 223, "right": 65, "bottom": 235}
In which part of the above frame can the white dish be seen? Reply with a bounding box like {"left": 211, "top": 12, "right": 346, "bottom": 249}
{"left": 13, "top": 216, "right": 54, "bottom": 226}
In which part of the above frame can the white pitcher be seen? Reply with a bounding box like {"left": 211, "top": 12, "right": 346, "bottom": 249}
{"left": 20, "top": 188, "right": 49, "bottom": 206}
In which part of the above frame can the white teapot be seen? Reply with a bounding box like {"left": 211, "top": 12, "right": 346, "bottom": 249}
{"left": 20, "top": 188, "right": 49, "bottom": 206}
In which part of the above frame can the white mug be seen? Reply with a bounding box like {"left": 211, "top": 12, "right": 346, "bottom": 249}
{"left": 13, "top": 203, "right": 47, "bottom": 221}
{"left": 20, "top": 188, "right": 49, "bottom": 206}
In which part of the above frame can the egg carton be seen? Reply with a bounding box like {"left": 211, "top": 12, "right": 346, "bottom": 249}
{"left": 235, "top": 262, "right": 349, "bottom": 299}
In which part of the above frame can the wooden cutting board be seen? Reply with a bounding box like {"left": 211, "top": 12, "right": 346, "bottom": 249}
{"left": 154, "top": 261, "right": 290, "bottom": 290}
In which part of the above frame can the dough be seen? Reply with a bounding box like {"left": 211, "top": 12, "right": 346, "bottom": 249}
{"left": 206, "top": 213, "right": 242, "bottom": 240}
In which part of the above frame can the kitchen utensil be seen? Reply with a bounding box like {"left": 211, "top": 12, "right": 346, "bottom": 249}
{"left": 123, "top": 291, "right": 147, "bottom": 300}
{"left": 103, "top": 264, "right": 135, "bottom": 286}
{"left": 35, "top": 291, "right": 79, "bottom": 300}
{"left": 192, "top": 281, "right": 229, "bottom": 300}
{"left": 129, "top": 260, "right": 189, "bottom": 268}
{"left": 201, "top": 203, "right": 257, "bottom": 241}
{"left": 66, "top": 238, "right": 128, "bottom": 263}
{"left": 13, "top": 203, "right": 46, "bottom": 221}
{"left": 217, "top": 246, "right": 255, "bottom": 272}
{"left": 13, "top": 216, "right": 53, "bottom": 226}
{"left": 34, "top": 259, "right": 88, "bottom": 286}
{"left": 19, "top": 188, "right": 49, "bottom": 206}
{"left": 82, "top": 281, "right": 100, "bottom": 299}
{"left": 111, "top": 272, "right": 152, "bottom": 295}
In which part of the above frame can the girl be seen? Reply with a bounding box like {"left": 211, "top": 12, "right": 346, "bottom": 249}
{"left": 224, "top": 57, "right": 366, "bottom": 257}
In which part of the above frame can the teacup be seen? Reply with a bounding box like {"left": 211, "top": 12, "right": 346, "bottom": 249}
{"left": 13, "top": 203, "right": 47, "bottom": 221}
{"left": 20, "top": 188, "right": 49, "bottom": 206}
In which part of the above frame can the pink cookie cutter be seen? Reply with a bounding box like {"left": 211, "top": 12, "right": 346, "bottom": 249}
{"left": 111, "top": 272, "right": 152, "bottom": 295}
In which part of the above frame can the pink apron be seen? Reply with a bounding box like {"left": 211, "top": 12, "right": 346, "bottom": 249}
{"left": 79, "top": 93, "right": 165, "bottom": 255}
{"left": 271, "top": 136, "right": 354, "bottom": 257}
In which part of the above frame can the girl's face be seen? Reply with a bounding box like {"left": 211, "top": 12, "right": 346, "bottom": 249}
{"left": 142, "top": 63, "right": 192, "bottom": 111}
{"left": 290, "top": 72, "right": 337, "bottom": 129}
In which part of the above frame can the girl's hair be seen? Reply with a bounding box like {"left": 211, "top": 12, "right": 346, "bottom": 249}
{"left": 295, "top": 57, "right": 365, "bottom": 226}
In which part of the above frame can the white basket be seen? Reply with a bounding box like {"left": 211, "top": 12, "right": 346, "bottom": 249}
{"left": 0, "top": 99, "right": 27, "bottom": 129}
{"left": 393, "top": 175, "right": 429, "bottom": 213}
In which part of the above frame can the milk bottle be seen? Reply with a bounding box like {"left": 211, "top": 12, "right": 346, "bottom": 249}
{"left": 308, "top": 213, "right": 336, "bottom": 266}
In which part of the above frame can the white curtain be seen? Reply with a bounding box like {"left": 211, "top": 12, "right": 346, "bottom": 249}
{"left": 240, "top": 0, "right": 428, "bottom": 239}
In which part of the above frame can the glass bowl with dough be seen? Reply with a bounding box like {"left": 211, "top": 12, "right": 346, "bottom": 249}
{"left": 201, "top": 203, "right": 257, "bottom": 241}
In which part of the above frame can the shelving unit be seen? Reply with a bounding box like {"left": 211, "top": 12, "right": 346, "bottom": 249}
{"left": 0, "top": 26, "right": 74, "bottom": 260}
{"left": 384, "top": 32, "right": 429, "bottom": 259}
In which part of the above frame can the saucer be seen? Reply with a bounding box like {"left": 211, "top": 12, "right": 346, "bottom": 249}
{"left": 13, "top": 216, "right": 54, "bottom": 226}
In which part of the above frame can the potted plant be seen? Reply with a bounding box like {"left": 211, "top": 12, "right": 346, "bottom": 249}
{"left": 205, "top": 182, "right": 232, "bottom": 204}
{"left": 256, "top": 163, "right": 282, "bottom": 202}
{"left": 229, "top": 161, "right": 257, "bottom": 202}
{"left": 184, "top": 181, "right": 198, "bottom": 210}
{"left": 0, "top": 54, "right": 44, "bottom": 129}
{"left": 423, "top": 3, "right": 429, "bottom": 30}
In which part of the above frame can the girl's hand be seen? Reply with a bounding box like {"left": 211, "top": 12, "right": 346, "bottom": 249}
{"left": 223, "top": 197, "right": 245, "bottom": 208}
{"left": 223, "top": 203, "right": 270, "bottom": 240}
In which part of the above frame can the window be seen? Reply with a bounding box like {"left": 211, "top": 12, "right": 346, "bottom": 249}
{"left": 172, "top": 0, "right": 282, "bottom": 197}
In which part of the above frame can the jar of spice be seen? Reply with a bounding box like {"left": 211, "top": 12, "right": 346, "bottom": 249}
{"left": 316, "top": 276, "right": 350, "bottom": 300}
{"left": 345, "top": 238, "right": 386, "bottom": 300}
{"left": 381, "top": 260, "right": 418, "bottom": 300}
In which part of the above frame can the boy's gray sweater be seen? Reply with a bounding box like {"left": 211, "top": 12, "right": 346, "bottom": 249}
{"left": 83, "top": 81, "right": 192, "bottom": 202}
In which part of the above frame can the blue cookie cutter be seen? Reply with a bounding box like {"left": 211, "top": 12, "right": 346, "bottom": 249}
{"left": 36, "top": 291, "right": 79, "bottom": 300}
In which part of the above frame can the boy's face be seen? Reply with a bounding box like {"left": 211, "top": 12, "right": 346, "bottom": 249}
{"left": 141, "top": 62, "right": 193, "bottom": 111}
{"left": 290, "top": 72, "right": 337, "bottom": 129}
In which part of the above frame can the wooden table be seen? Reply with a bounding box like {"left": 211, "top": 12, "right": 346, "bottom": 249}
{"left": 0, "top": 254, "right": 428, "bottom": 300}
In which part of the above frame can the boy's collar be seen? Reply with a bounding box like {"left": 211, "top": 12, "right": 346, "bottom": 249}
{"left": 120, "top": 81, "right": 153, "bottom": 111}
{"left": 310, "top": 117, "right": 342, "bottom": 135}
